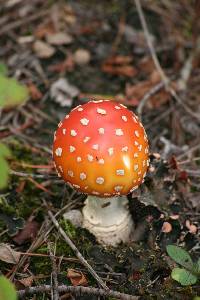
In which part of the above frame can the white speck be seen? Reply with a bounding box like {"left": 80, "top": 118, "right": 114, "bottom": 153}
{"left": 138, "top": 177, "right": 141, "bottom": 181}
{"left": 143, "top": 160, "right": 146, "bottom": 167}
{"left": 143, "top": 172, "right": 147, "bottom": 178}
{"left": 56, "top": 170, "right": 61, "bottom": 177}
{"left": 96, "top": 177, "right": 104, "bottom": 184}
{"left": 132, "top": 116, "right": 138, "bottom": 123}
{"left": 58, "top": 165, "right": 63, "bottom": 173}
{"left": 114, "top": 186, "right": 123, "bottom": 192}
{"left": 116, "top": 169, "right": 125, "bottom": 176}
{"left": 135, "top": 130, "right": 139, "bottom": 137}
{"left": 139, "top": 122, "right": 144, "bottom": 128}
{"left": 77, "top": 107, "right": 83, "bottom": 111}
{"left": 87, "top": 154, "right": 93, "bottom": 162}
{"left": 73, "top": 184, "right": 80, "bottom": 189}
{"left": 63, "top": 128, "right": 66, "bottom": 135}
{"left": 122, "top": 146, "right": 128, "bottom": 152}
{"left": 134, "top": 141, "right": 139, "bottom": 146}
{"left": 145, "top": 147, "right": 148, "bottom": 154}
{"left": 98, "top": 128, "right": 105, "bottom": 134}
{"left": 58, "top": 121, "right": 62, "bottom": 128}
{"left": 80, "top": 118, "right": 89, "bottom": 126}
{"left": 98, "top": 159, "right": 104, "bottom": 164}
{"left": 130, "top": 185, "right": 138, "bottom": 192}
{"left": 138, "top": 171, "right": 142, "bottom": 175}
{"left": 115, "top": 128, "right": 123, "bottom": 136}
{"left": 92, "top": 191, "right": 100, "bottom": 195}
{"left": 71, "top": 130, "right": 77, "bottom": 136}
{"left": 144, "top": 135, "right": 147, "bottom": 141}
{"left": 92, "top": 144, "right": 99, "bottom": 150}
{"left": 120, "top": 104, "right": 127, "bottom": 108}
{"left": 134, "top": 153, "right": 138, "bottom": 158}
{"left": 69, "top": 146, "right": 75, "bottom": 153}
{"left": 104, "top": 193, "right": 111, "bottom": 196}
{"left": 97, "top": 108, "right": 106, "bottom": 115}
{"left": 92, "top": 100, "right": 103, "bottom": 103}
{"left": 84, "top": 186, "right": 88, "bottom": 189}
{"left": 54, "top": 132, "right": 56, "bottom": 141}
{"left": 83, "top": 136, "right": 90, "bottom": 143}
{"left": 67, "top": 170, "right": 74, "bottom": 177}
{"left": 80, "top": 173, "right": 86, "bottom": 180}
{"left": 138, "top": 144, "right": 142, "bottom": 151}
{"left": 115, "top": 106, "right": 121, "bottom": 110}
{"left": 65, "top": 115, "right": 69, "bottom": 119}
{"left": 108, "top": 148, "right": 114, "bottom": 156}
{"left": 122, "top": 116, "right": 127, "bottom": 122}
{"left": 147, "top": 159, "right": 150, "bottom": 166}
{"left": 134, "top": 164, "right": 138, "bottom": 171}
{"left": 77, "top": 156, "right": 82, "bottom": 162}
{"left": 55, "top": 147, "right": 62, "bottom": 156}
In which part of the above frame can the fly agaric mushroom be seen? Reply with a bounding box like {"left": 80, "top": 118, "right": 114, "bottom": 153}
{"left": 53, "top": 100, "right": 149, "bottom": 246}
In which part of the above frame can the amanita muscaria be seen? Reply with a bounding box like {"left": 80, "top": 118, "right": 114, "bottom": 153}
{"left": 53, "top": 100, "right": 149, "bottom": 246}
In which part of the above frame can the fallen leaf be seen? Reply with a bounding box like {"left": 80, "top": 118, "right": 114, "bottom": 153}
{"left": 46, "top": 32, "right": 73, "bottom": 45}
{"left": 102, "top": 55, "right": 137, "bottom": 77}
{"left": 0, "top": 243, "right": 21, "bottom": 264}
{"left": 48, "top": 55, "right": 74, "bottom": 73}
{"left": 34, "top": 21, "right": 56, "bottom": 38}
{"left": 0, "top": 143, "right": 11, "bottom": 189}
{"left": 162, "top": 221, "right": 172, "bottom": 233}
{"left": 50, "top": 78, "right": 79, "bottom": 107}
{"left": 18, "top": 276, "right": 33, "bottom": 287}
{"left": 185, "top": 220, "right": 197, "bottom": 234}
{"left": 33, "top": 40, "right": 55, "bottom": 58}
{"left": 67, "top": 269, "right": 88, "bottom": 286}
{"left": 13, "top": 219, "right": 39, "bottom": 245}
{"left": 27, "top": 82, "right": 42, "bottom": 100}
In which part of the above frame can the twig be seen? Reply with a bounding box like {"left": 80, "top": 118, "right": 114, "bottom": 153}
{"left": 48, "top": 242, "right": 59, "bottom": 300}
{"left": 17, "top": 284, "right": 139, "bottom": 300}
{"left": 134, "top": 0, "right": 200, "bottom": 121}
{"left": 10, "top": 169, "right": 58, "bottom": 179}
{"left": 47, "top": 209, "right": 108, "bottom": 290}
{"left": 136, "top": 81, "right": 165, "bottom": 118}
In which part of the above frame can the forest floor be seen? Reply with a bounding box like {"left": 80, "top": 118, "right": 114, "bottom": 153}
{"left": 0, "top": 1, "right": 200, "bottom": 299}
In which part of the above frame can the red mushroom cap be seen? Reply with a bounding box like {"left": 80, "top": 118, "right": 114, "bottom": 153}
{"left": 53, "top": 100, "right": 149, "bottom": 197}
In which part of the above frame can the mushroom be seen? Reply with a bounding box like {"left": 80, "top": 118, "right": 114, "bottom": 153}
{"left": 53, "top": 100, "right": 149, "bottom": 246}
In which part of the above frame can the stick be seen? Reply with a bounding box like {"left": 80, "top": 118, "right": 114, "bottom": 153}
{"left": 47, "top": 210, "right": 108, "bottom": 290}
{"left": 134, "top": 0, "right": 200, "bottom": 121}
{"left": 17, "top": 284, "right": 139, "bottom": 300}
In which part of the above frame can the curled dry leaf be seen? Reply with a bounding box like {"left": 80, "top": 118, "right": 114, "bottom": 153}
{"left": 33, "top": 40, "right": 55, "bottom": 58}
{"left": 67, "top": 268, "right": 88, "bottom": 286}
{"left": 0, "top": 243, "right": 21, "bottom": 264}
{"left": 27, "top": 82, "right": 42, "bottom": 100}
{"left": 162, "top": 221, "right": 172, "bottom": 233}
{"left": 50, "top": 78, "right": 79, "bottom": 107}
{"left": 46, "top": 32, "right": 73, "bottom": 45}
{"left": 185, "top": 220, "right": 197, "bottom": 234}
{"left": 13, "top": 219, "right": 39, "bottom": 245}
{"left": 102, "top": 55, "right": 137, "bottom": 77}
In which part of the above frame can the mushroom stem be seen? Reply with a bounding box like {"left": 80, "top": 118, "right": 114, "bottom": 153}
{"left": 82, "top": 196, "right": 134, "bottom": 246}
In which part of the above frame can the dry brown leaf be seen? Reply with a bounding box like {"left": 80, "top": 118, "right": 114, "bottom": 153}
{"left": 0, "top": 243, "right": 21, "bottom": 264}
{"left": 67, "top": 269, "right": 88, "bottom": 286}
{"left": 34, "top": 21, "right": 56, "bottom": 38}
{"left": 161, "top": 222, "right": 172, "bottom": 233}
{"left": 18, "top": 276, "right": 33, "bottom": 287}
{"left": 27, "top": 82, "right": 43, "bottom": 100}
{"left": 13, "top": 219, "right": 39, "bottom": 245}
{"left": 48, "top": 55, "right": 74, "bottom": 73}
{"left": 102, "top": 55, "right": 137, "bottom": 77}
{"left": 33, "top": 40, "right": 55, "bottom": 58}
{"left": 46, "top": 32, "right": 73, "bottom": 45}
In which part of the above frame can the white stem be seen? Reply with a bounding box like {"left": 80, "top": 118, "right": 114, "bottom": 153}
{"left": 82, "top": 196, "right": 134, "bottom": 246}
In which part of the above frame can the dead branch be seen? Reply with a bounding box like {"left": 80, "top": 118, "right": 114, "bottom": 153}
{"left": 17, "top": 284, "right": 139, "bottom": 300}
